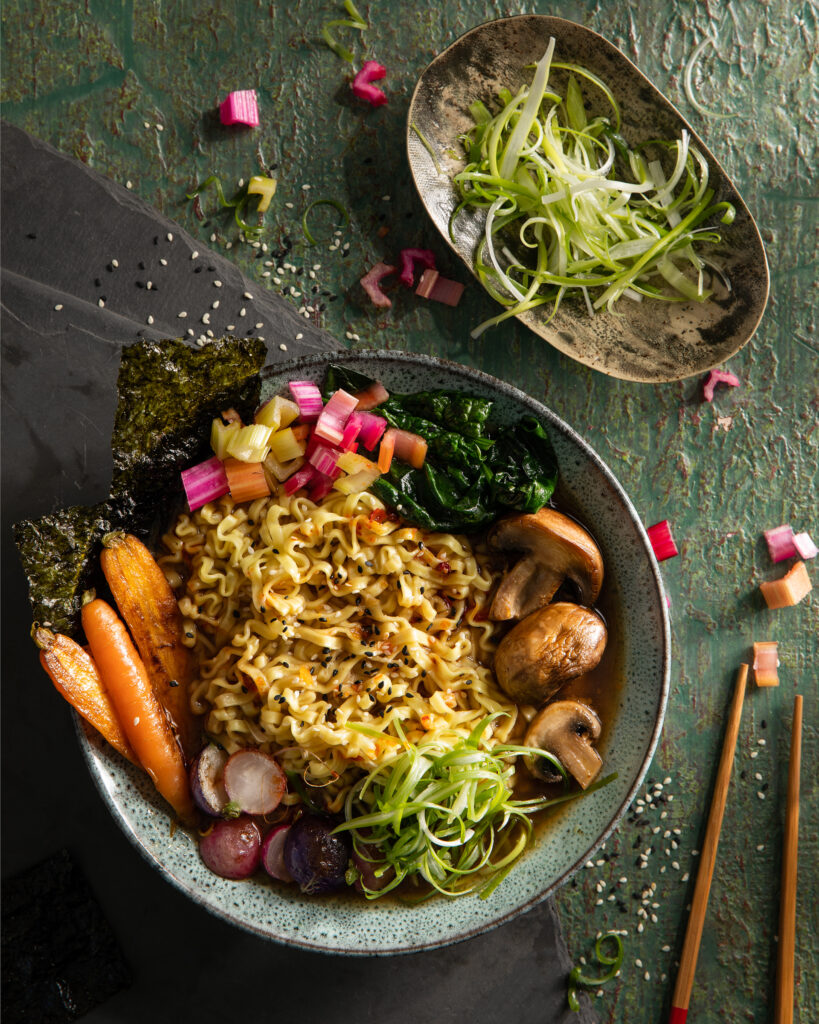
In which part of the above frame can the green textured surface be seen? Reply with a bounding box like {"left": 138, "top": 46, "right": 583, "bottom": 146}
{"left": 2, "top": 2, "right": 816, "bottom": 1020}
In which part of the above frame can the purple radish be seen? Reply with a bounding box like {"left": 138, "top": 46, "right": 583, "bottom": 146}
{"left": 190, "top": 745, "right": 229, "bottom": 816}
{"left": 261, "top": 825, "right": 293, "bottom": 882}
{"left": 223, "top": 749, "right": 286, "bottom": 815}
{"left": 199, "top": 816, "right": 261, "bottom": 879}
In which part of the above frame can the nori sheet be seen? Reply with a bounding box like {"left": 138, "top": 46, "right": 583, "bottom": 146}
{"left": 14, "top": 336, "right": 266, "bottom": 638}
{"left": 1, "top": 848, "right": 131, "bottom": 1023}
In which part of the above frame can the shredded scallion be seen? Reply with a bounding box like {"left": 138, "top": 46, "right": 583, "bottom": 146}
{"left": 568, "top": 931, "right": 624, "bottom": 1011}
{"left": 321, "top": 0, "right": 367, "bottom": 63}
{"left": 186, "top": 175, "right": 265, "bottom": 238}
{"left": 451, "top": 38, "right": 735, "bottom": 337}
{"left": 302, "top": 198, "right": 350, "bottom": 244}
{"left": 334, "top": 715, "right": 616, "bottom": 899}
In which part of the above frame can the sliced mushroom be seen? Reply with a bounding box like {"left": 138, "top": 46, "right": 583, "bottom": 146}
{"left": 524, "top": 700, "right": 602, "bottom": 788}
{"left": 489, "top": 508, "right": 604, "bottom": 621}
{"left": 494, "top": 602, "right": 607, "bottom": 705}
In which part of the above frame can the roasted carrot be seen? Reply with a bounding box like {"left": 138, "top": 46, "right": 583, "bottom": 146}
{"left": 33, "top": 625, "right": 139, "bottom": 765}
{"left": 81, "top": 595, "right": 195, "bottom": 824}
{"left": 101, "top": 532, "right": 201, "bottom": 763}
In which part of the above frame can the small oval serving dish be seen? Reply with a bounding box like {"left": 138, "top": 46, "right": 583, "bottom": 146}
{"left": 407, "top": 15, "right": 769, "bottom": 383}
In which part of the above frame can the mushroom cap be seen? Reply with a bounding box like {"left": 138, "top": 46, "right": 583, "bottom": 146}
{"left": 524, "top": 699, "right": 603, "bottom": 789}
{"left": 489, "top": 507, "right": 604, "bottom": 621}
{"left": 494, "top": 603, "right": 607, "bottom": 705}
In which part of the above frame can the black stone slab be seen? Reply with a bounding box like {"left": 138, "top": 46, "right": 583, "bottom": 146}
{"left": 0, "top": 122, "right": 596, "bottom": 1024}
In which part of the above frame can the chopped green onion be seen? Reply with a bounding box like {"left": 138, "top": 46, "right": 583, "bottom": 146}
{"left": 334, "top": 715, "right": 614, "bottom": 899}
{"left": 186, "top": 175, "right": 266, "bottom": 238}
{"left": 683, "top": 35, "right": 732, "bottom": 120}
{"left": 568, "top": 931, "right": 624, "bottom": 1011}
{"left": 302, "top": 198, "right": 350, "bottom": 244}
{"left": 410, "top": 121, "right": 442, "bottom": 175}
{"left": 452, "top": 38, "right": 736, "bottom": 336}
{"left": 321, "top": 0, "right": 367, "bottom": 63}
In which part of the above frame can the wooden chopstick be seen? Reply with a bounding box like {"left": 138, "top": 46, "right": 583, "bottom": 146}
{"left": 668, "top": 663, "right": 748, "bottom": 1024}
{"left": 775, "top": 694, "right": 803, "bottom": 1024}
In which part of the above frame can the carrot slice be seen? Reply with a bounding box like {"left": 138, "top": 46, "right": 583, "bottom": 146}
{"left": 101, "top": 532, "right": 201, "bottom": 764}
{"left": 760, "top": 560, "right": 812, "bottom": 609}
{"left": 378, "top": 429, "right": 396, "bottom": 474}
{"left": 753, "top": 641, "right": 779, "bottom": 687}
{"left": 81, "top": 596, "right": 195, "bottom": 824}
{"left": 224, "top": 458, "right": 270, "bottom": 502}
{"left": 33, "top": 625, "right": 138, "bottom": 765}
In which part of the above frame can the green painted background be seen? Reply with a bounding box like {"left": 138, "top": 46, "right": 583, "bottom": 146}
{"left": 2, "top": 1, "right": 816, "bottom": 1020}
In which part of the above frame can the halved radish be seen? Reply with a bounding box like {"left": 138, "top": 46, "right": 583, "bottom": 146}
{"left": 261, "top": 825, "right": 293, "bottom": 882}
{"left": 190, "top": 745, "right": 229, "bottom": 817}
{"left": 223, "top": 749, "right": 286, "bottom": 815}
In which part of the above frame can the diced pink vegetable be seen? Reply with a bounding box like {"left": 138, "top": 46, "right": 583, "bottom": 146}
{"left": 315, "top": 388, "right": 358, "bottom": 444}
{"left": 646, "top": 520, "right": 679, "bottom": 561}
{"left": 764, "top": 524, "right": 798, "bottom": 563}
{"left": 354, "top": 381, "right": 390, "bottom": 410}
{"left": 360, "top": 263, "right": 396, "bottom": 308}
{"left": 288, "top": 380, "right": 324, "bottom": 420}
{"left": 223, "top": 750, "right": 286, "bottom": 816}
{"left": 284, "top": 465, "right": 317, "bottom": 496}
{"left": 181, "top": 456, "right": 230, "bottom": 511}
{"left": 309, "top": 442, "right": 341, "bottom": 478}
{"left": 399, "top": 248, "right": 436, "bottom": 287}
{"left": 356, "top": 411, "right": 387, "bottom": 449}
{"left": 308, "top": 471, "right": 337, "bottom": 502}
{"left": 416, "top": 268, "right": 465, "bottom": 306}
{"left": 261, "top": 825, "right": 293, "bottom": 882}
{"left": 793, "top": 531, "right": 818, "bottom": 559}
{"left": 341, "top": 413, "right": 363, "bottom": 450}
{"left": 702, "top": 368, "right": 740, "bottom": 402}
{"left": 351, "top": 61, "right": 387, "bottom": 107}
{"left": 219, "top": 90, "right": 260, "bottom": 127}
{"left": 391, "top": 428, "right": 428, "bottom": 469}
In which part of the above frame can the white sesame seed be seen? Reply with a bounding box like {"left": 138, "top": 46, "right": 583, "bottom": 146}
{"left": 660, "top": 866, "right": 666, "bottom": 874}
{"left": 664, "top": 830, "right": 671, "bottom": 838}
{"left": 202, "top": 314, "right": 210, "bottom": 324}
{"left": 637, "top": 922, "right": 644, "bottom": 933}
{"left": 157, "top": 124, "right": 164, "bottom": 131}
{"left": 595, "top": 898, "right": 603, "bottom": 906}
{"left": 692, "top": 850, "right": 700, "bottom": 856}
{"left": 308, "top": 270, "right": 316, "bottom": 279}
{"left": 160, "top": 258, "right": 168, "bottom": 266}
{"left": 206, "top": 329, "right": 214, "bottom": 337}
{"left": 682, "top": 872, "right": 690, "bottom": 881}
{"left": 177, "top": 311, "right": 187, "bottom": 318}
{"left": 285, "top": 202, "right": 294, "bottom": 209}
{"left": 273, "top": 277, "right": 282, "bottom": 285}
{"left": 672, "top": 861, "right": 680, "bottom": 870}
{"left": 147, "top": 315, "right": 154, "bottom": 325}
{"left": 301, "top": 183, "right": 311, "bottom": 191}
{"left": 243, "top": 291, "right": 253, "bottom": 299}
{"left": 758, "top": 738, "right": 766, "bottom": 746}
{"left": 186, "top": 328, "right": 193, "bottom": 336}
{"left": 636, "top": 799, "right": 645, "bottom": 806}
{"left": 585, "top": 861, "right": 595, "bottom": 869}
{"left": 191, "top": 250, "right": 199, "bottom": 259}
{"left": 226, "top": 324, "right": 235, "bottom": 331}
{"left": 644, "top": 971, "right": 651, "bottom": 981}
{"left": 54, "top": 304, "right": 64, "bottom": 311}
{"left": 143, "top": 121, "right": 150, "bottom": 129}
{"left": 595, "top": 859, "right": 605, "bottom": 866}
{"left": 663, "top": 777, "right": 672, "bottom": 785}
{"left": 755, "top": 772, "right": 763, "bottom": 781}
{"left": 652, "top": 902, "right": 660, "bottom": 909}
{"left": 655, "top": 783, "right": 664, "bottom": 791}
{"left": 757, "top": 844, "right": 765, "bottom": 851}
{"left": 607, "top": 894, "right": 616, "bottom": 902}
{"left": 98, "top": 298, "right": 105, "bottom": 307}
{"left": 652, "top": 826, "right": 660, "bottom": 835}
{"left": 239, "top": 308, "right": 246, "bottom": 317}
{"left": 111, "top": 259, "right": 119, "bottom": 268}
{"left": 635, "top": 958, "right": 643, "bottom": 968}
{"left": 295, "top": 333, "right": 303, "bottom": 340}
{"left": 671, "top": 840, "right": 678, "bottom": 850}
{"left": 673, "top": 828, "right": 681, "bottom": 835}
{"left": 279, "top": 343, "right": 288, "bottom": 351}
{"left": 382, "top": 194, "right": 390, "bottom": 201}
{"left": 750, "top": 750, "right": 759, "bottom": 759}
{"left": 619, "top": 877, "right": 628, "bottom": 884}
{"left": 147, "top": 281, "right": 153, "bottom": 289}
{"left": 225, "top": 242, "right": 232, "bottom": 249}
{"left": 214, "top": 280, "right": 222, "bottom": 287}
{"left": 255, "top": 322, "right": 264, "bottom": 329}
{"left": 126, "top": 180, "right": 133, "bottom": 189}
{"left": 667, "top": 795, "right": 674, "bottom": 801}
{"left": 166, "top": 232, "right": 173, "bottom": 241}
{"left": 210, "top": 233, "right": 217, "bottom": 242}
{"left": 660, "top": 810, "right": 668, "bottom": 818}
{"left": 757, "top": 791, "right": 766, "bottom": 800}
{"left": 262, "top": 271, "right": 271, "bottom": 278}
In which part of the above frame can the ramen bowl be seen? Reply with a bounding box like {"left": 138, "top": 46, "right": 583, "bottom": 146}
{"left": 77, "top": 350, "right": 670, "bottom": 954}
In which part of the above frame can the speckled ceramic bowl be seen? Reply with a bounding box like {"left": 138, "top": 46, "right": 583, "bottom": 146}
{"left": 77, "top": 351, "right": 670, "bottom": 955}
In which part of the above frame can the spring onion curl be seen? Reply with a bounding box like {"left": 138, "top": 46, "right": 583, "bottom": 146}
{"left": 321, "top": 0, "right": 367, "bottom": 63}
{"left": 334, "top": 714, "right": 617, "bottom": 900}
{"left": 567, "top": 931, "right": 624, "bottom": 1011}
{"left": 410, "top": 121, "right": 442, "bottom": 175}
{"left": 450, "top": 38, "right": 736, "bottom": 338}
{"left": 186, "top": 175, "right": 264, "bottom": 239}
{"left": 683, "top": 34, "right": 732, "bottom": 120}
{"left": 302, "top": 198, "right": 350, "bottom": 244}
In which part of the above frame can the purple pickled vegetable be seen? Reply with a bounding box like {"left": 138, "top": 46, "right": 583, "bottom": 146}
{"left": 261, "top": 825, "right": 293, "bottom": 882}
{"left": 284, "top": 814, "right": 350, "bottom": 894}
{"left": 190, "top": 745, "right": 229, "bottom": 817}
{"left": 199, "top": 816, "right": 261, "bottom": 879}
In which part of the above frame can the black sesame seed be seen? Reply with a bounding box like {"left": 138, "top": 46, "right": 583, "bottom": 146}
{"left": 26, "top": 232, "right": 37, "bottom": 239}
{"left": 168, "top": 679, "right": 179, "bottom": 688}
{"left": 761, "top": 719, "right": 767, "bottom": 729}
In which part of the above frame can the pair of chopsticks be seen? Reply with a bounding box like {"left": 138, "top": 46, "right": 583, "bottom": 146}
{"left": 668, "top": 665, "right": 803, "bottom": 1024}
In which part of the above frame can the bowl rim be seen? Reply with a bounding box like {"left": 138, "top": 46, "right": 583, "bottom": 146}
{"left": 77, "top": 348, "right": 671, "bottom": 954}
